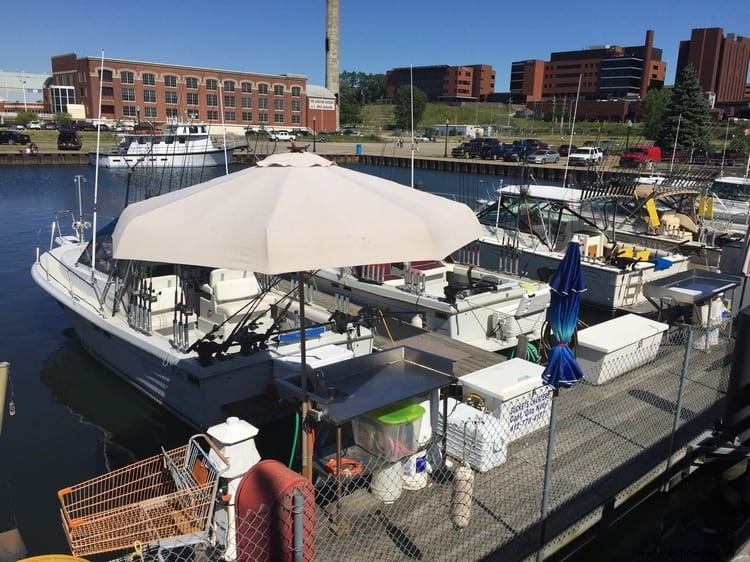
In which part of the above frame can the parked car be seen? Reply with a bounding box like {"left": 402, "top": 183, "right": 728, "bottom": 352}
{"left": 95, "top": 123, "right": 111, "bottom": 132}
{"left": 480, "top": 142, "right": 513, "bottom": 160}
{"left": 27, "top": 121, "right": 42, "bottom": 130}
{"left": 41, "top": 121, "right": 58, "bottom": 130}
{"left": 568, "top": 146, "right": 603, "bottom": 166}
{"left": 57, "top": 130, "right": 82, "bottom": 151}
{"left": 0, "top": 130, "right": 31, "bottom": 145}
{"left": 526, "top": 149, "right": 560, "bottom": 164}
{"left": 720, "top": 149, "right": 747, "bottom": 166}
{"left": 558, "top": 144, "right": 577, "bottom": 157}
{"left": 269, "top": 130, "right": 296, "bottom": 142}
{"left": 451, "top": 141, "right": 482, "bottom": 158}
{"left": 503, "top": 145, "right": 528, "bottom": 162}
{"left": 661, "top": 148, "right": 688, "bottom": 163}
{"left": 619, "top": 145, "right": 662, "bottom": 168}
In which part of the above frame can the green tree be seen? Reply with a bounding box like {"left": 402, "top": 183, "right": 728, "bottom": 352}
{"left": 656, "top": 64, "right": 710, "bottom": 150}
{"left": 55, "top": 112, "right": 73, "bottom": 127}
{"left": 393, "top": 85, "right": 427, "bottom": 131}
{"left": 640, "top": 88, "right": 671, "bottom": 140}
{"left": 14, "top": 111, "right": 38, "bottom": 126}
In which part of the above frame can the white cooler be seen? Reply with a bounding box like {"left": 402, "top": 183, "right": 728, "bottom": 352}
{"left": 272, "top": 344, "right": 354, "bottom": 379}
{"left": 576, "top": 314, "right": 669, "bottom": 385}
{"left": 460, "top": 358, "right": 552, "bottom": 443}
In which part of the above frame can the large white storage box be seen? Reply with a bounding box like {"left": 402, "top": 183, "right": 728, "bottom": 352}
{"left": 272, "top": 344, "right": 354, "bottom": 379}
{"left": 577, "top": 314, "right": 669, "bottom": 385}
{"left": 436, "top": 398, "right": 507, "bottom": 473}
{"left": 460, "top": 358, "right": 551, "bottom": 443}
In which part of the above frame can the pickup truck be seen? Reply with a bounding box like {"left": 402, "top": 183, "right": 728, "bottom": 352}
{"left": 568, "top": 146, "right": 603, "bottom": 166}
{"left": 619, "top": 145, "right": 662, "bottom": 168}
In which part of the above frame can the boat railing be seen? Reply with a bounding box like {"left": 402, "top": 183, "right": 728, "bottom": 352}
{"left": 37, "top": 249, "right": 107, "bottom": 317}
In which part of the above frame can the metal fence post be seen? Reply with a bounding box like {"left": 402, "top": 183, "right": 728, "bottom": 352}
{"left": 663, "top": 325, "right": 694, "bottom": 490}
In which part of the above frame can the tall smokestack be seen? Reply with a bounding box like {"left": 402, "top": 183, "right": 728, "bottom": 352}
{"left": 326, "top": 0, "right": 340, "bottom": 131}
{"left": 640, "top": 29, "right": 654, "bottom": 98}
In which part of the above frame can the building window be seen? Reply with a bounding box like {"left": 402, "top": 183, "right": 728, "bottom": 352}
{"left": 274, "top": 85, "right": 284, "bottom": 96}
{"left": 144, "top": 107, "right": 157, "bottom": 118}
{"left": 142, "top": 73, "right": 156, "bottom": 86}
{"left": 121, "top": 71, "right": 134, "bottom": 84}
{"left": 258, "top": 83, "right": 268, "bottom": 94}
{"left": 274, "top": 113, "right": 284, "bottom": 123}
{"left": 206, "top": 79, "right": 218, "bottom": 91}
{"left": 80, "top": 87, "right": 86, "bottom": 98}
{"left": 165, "top": 91, "right": 178, "bottom": 104}
{"left": 225, "top": 111, "right": 236, "bottom": 121}
{"left": 258, "top": 112, "right": 269, "bottom": 123}
{"left": 222, "top": 95, "right": 234, "bottom": 108}
{"left": 187, "top": 92, "right": 199, "bottom": 105}
{"left": 165, "top": 75, "right": 177, "bottom": 88}
{"left": 292, "top": 86, "right": 301, "bottom": 97}
{"left": 242, "top": 111, "right": 253, "bottom": 121}
{"left": 123, "top": 106, "right": 136, "bottom": 117}
{"left": 166, "top": 108, "right": 178, "bottom": 118}
{"left": 186, "top": 109, "right": 199, "bottom": 119}
{"left": 186, "top": 77, "right": 199, "bottom": 89}
{"left": 206, "top": 94, "right": 218, "bottom": 106}
{"left": 143, "top": 90, "right": 156, "bottom": 103}
{"left": 207, "top": 110, "right": 218, "bottom": 121}
{"left": 291, "top": 100, "right": 301, "bottom": 112}
{"left": 223, "top": 80, "right": 235, "bottom": 92}
{"left": 291, "top": 115, "right": 301, "bottom": 124}
{"left": 242, "top": 96, "right": 252, "bottom": 108}
{"left": 122, "top": 87, "right": 135, "bottom": 101}
{"left": 258, "top": 98, "right": 268, "bottom": 109}
{"left": 98, "top": 69, "right": 113, "bottom": 82}
{"left": 241, "top": 81, "right": 252, "bottom": 93}
{"left": 102, "top": 86, "right": 114, "bottom": 98}
{"left": 274, "top": 99, "right": 284, "bottom": 111}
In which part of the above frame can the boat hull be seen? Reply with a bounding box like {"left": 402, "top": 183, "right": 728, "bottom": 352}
{"left": 89, "top": 148, "right": 234, "bottom": 169}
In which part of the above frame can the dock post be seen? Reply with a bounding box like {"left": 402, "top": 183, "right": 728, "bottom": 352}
{"left": 0, "top": 362, "right": 8, "bottom": 436}
{"left": 723, "top": 307, "right": 750, "bottom": 442}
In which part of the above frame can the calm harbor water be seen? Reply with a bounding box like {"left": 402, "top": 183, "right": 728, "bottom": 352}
{"left": 0, "top": 163, "right": 742, "bottom": 560}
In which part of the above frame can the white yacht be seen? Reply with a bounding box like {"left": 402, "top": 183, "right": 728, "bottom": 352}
{"left": 312, "top": 260, "right": 550, "bottom": 353}
{"left": 31, "top": 214, "right": 373, "bottom": 429}
{"left": 89, "top": 122, "right": 235, "bottom": 169}
{"left": 472, "top": 183, "right": 691, "bottom": 312}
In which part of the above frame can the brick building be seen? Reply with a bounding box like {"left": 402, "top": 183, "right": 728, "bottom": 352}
{"left": 385, "top": 64, "right": 496, "bottom": 102}
{"left": 510, "top": 30, "right": 665, "bottom": 105}
{"left": 676, "top": 28, "right": 750, "bottom": 104}
{"left": 49, "top": 53, "right": 336, "bottom": 131}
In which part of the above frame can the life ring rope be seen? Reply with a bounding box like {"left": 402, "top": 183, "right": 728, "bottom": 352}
{"left": 325, "top": 457, "right": 364, "bottom": 477}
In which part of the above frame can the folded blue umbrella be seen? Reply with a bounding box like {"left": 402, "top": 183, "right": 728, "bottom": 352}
{"left": 542, "top": 239, "right": 587, "bottom": 390}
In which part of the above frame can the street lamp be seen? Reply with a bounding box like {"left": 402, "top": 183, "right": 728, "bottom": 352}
{"left": 626, "top": 119, "right": 632, "bottom": 151}
{"left": 443, "top": 118, "right": 449, "bottom": 158}
{"left": 313, "top": 117, "right": 317, "bottom": 153}
{"left": 17, "top": 73, "right": 27, "bottom": 112}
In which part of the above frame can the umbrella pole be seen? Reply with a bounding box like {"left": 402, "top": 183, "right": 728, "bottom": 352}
{"left": 298, "top": 271, "right": 314, "bottom": 481}
{"left": 537, "top": 387, "right": 559, "bottom": 562}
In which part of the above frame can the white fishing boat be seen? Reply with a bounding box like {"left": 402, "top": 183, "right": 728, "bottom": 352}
{"left": 31, "top": 207, "right": 374, "bottom": 430}
{"left": 472, "top": 183, "right": 691, "bottom": 312}
{"left": 312, "top": 260, "right": 550, "bottom": 352}
{"left": 89, "top": 122, "right": 235, "bottom": 168}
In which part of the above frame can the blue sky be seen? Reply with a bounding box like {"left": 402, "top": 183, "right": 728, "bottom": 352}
{"left": 4, "top": 0, "right": 749, "bottom": 92}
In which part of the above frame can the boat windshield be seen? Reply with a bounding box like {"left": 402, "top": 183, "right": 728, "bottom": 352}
{"left": 477, "top": 194, "right": 587, "bottom": 249}
{"left": 711, "top": 178, "right": 750, "bottom": 202}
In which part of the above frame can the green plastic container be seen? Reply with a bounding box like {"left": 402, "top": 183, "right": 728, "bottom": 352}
{"left": 375, "top": 401, "right": 425, "bottom": 425}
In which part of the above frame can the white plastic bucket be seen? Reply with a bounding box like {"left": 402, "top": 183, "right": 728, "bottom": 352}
{"left": 370, "top": 462, "right": 403, "bottom": 502}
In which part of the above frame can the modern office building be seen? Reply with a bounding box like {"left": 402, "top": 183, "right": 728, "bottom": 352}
{"left": 510, "top": 30, "right": 665, "bottom": 103}
{"left": 48, "top": 53, "right": 336, "bottom": 131}
{"left": 676, "top": 28, "right": 750, "bottom": 103}
{"left": 385, "top": 64, "right": 496, "bottom": 102}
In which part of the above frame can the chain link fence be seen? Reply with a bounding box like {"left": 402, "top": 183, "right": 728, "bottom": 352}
{"left": 84, "top": 322, "right": 732, "bottom": 562}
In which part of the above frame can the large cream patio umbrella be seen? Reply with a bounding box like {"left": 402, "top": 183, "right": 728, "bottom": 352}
{"left": 112, "top": 152, "right": 482, "bottom": 478}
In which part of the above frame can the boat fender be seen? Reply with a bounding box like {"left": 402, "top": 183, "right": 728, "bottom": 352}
{"left": 451, "top": 463, "right": 474, "bottom": 529}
